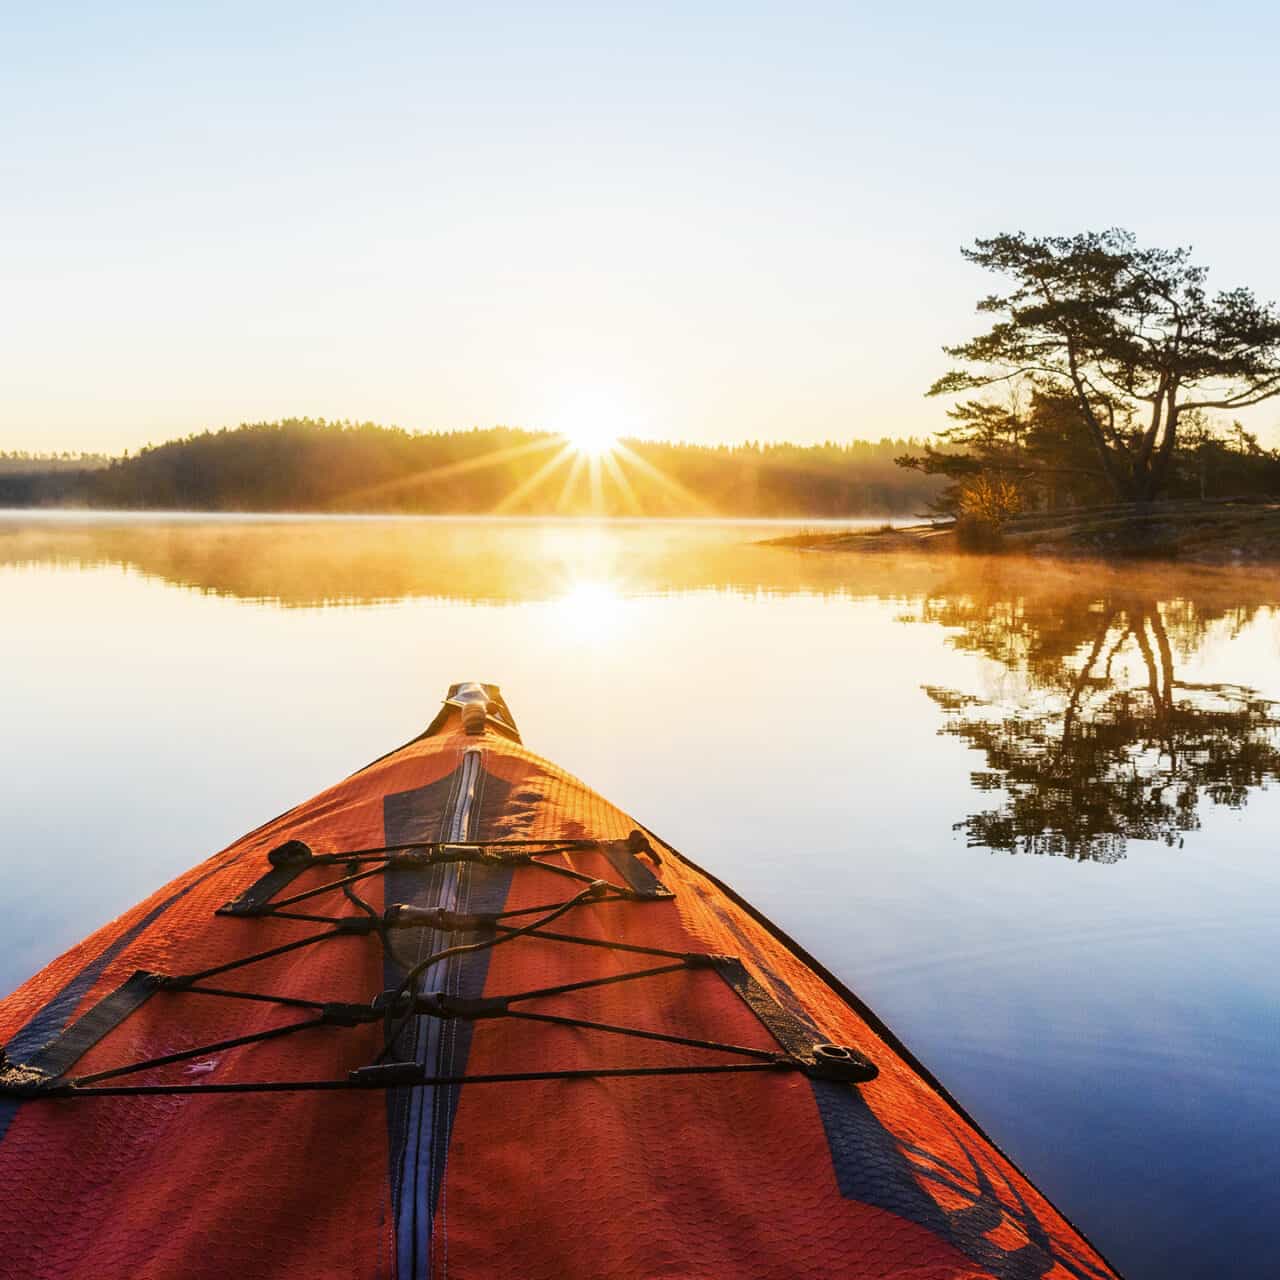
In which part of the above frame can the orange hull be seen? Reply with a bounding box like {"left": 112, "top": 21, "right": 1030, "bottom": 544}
{"left": 0, "top": 686, "right": 1119, "bottom": 1279}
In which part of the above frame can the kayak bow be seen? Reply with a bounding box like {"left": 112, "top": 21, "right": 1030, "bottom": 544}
{"left": 0, "top": 682, "right": 1119, "bottom": 1279}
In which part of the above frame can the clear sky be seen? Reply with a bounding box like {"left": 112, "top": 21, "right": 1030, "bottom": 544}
{"left": 3, "top": 1, "right": 1279, "bottom": 452}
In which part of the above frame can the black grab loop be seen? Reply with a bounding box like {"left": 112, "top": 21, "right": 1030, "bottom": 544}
{"left": 810, "top": 1043, "right": 878, "bottom": 1083}
{"left": 0, "top": 832, "right": 876, "bottom": 1099}
{"left": 268, "top": 840, "right": 313, "bottom": 869}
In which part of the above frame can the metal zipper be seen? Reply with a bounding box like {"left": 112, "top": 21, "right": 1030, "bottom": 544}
{"left": 444, "top": 748, "right": 482, "bottom": 842}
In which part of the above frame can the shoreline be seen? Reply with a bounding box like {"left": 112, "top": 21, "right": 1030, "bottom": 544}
{"left": 765, "top": 498, "right": 1280, "bottom": 567}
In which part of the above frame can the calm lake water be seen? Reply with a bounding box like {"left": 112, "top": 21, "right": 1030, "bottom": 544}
{"left": 3, "top": 513, "right": 1279, "bottom": 1278}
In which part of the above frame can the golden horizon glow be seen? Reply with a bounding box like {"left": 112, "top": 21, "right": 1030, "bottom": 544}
{"left": 313, "top": 379, "right": 712, "bottom": 517}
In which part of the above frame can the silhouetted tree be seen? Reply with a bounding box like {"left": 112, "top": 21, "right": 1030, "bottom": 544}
{"left": 925, "top": 230, "right": 1280, "bottom": 501}
{"left": 898, "top": 386, "right": 1119, "bottom": 516}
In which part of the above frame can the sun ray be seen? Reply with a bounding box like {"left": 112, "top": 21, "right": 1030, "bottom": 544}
{"left": 613, "top": 442, "right": 715, "bottom": 514}
{"left": 601, "top": 449, "right": 643, "bottom": 515}
{"left": 588, "top": 452, "right": 605, "bottom": 513}
{"left": 340, "top": 433, "right": 564, "bottom": 508}
{"left": 492, "top": 442, "right": 576, "bottom": 514}
{"left": 554, "top": 450, "right": 589, "bottom": 512}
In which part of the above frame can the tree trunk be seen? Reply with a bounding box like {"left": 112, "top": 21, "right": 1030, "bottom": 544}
{"left": 1143, "top": 403, "right": 1181, "bottom": 501}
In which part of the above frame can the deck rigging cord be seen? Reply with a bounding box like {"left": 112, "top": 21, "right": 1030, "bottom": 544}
{"left": 0, "top": 832, "right": 877, "bottom": 1100}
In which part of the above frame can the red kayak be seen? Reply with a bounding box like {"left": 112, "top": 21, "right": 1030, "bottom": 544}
{"left": 0, "top": 683, "right": 1119, "bottom": 1278}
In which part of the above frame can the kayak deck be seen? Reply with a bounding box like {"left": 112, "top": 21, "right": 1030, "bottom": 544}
{"left": 0, "top": 684, "right": 1119, "bottom": 1279}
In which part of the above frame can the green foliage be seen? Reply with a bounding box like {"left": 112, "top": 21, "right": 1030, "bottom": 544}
{"left": 926, "top": 229, "right": 1280, "bottom": 501}
{"left": 952, "top": 474, "right": 1024, "bottom": 551}
{"left": 898, "top": 386, "right": 1120, "bottom": 513}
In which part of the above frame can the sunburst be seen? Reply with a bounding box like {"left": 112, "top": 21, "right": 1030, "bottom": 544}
{"left": 319, "top": 411, "right": 710, "bottom": 517}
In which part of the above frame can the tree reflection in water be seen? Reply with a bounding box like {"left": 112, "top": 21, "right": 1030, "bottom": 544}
{"left": 917, "top": 587, "right": 1280, "bottom": 861}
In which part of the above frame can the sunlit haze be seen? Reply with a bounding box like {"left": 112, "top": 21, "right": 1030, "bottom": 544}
{"left": 3, "top": 2, "right": 1279, "bottom": 452}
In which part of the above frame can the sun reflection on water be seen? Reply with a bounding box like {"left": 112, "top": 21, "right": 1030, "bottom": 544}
{"left": 550, "top": 578, "right": 627, "bottom": 637}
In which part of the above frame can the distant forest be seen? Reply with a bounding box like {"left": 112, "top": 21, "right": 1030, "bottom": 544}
{"left": 0, "top": 450, "right": 110, "bottom": 474}
{"left": 0, "top": 419, "right": 944, "bottom": 516}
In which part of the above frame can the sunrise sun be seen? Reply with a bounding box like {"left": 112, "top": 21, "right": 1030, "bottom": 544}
{"left": 560, "top": 420, "right": 620, "bottom": 457}
{"left": 546, "top": 384, "right": 634, "bottom": 458}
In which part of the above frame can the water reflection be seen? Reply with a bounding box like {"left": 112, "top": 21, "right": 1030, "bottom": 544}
{"left": 912, "top": 574, "right": 1280, "bottom": 860}
{"left": 4, "top": 513, "right": 1278, "bottom": 869}
{"left": 0, "top": 514, "right": 932, "bottom": 605}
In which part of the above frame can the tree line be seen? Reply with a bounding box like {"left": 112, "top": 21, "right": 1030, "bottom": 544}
{"left": 0, "top": 421, "right": 945, "bottom": 516}
{"left": 0, "top": 450, "right": 110, "bottom": 474}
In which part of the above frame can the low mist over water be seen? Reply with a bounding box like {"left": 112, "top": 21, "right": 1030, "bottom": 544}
{"left": 3, "top": 514, "right": 1279, "bottom": 1279}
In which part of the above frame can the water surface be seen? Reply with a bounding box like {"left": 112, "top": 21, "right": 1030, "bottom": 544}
{"left": 3, "top": 513, "right": 1278, "bottom": 1279}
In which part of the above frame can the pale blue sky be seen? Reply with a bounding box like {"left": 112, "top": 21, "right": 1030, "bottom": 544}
{"left": 3, "top": 2, "right": 1279, "bottom": 450}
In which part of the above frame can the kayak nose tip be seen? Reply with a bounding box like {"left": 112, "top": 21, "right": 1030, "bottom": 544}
{"left": 452, "top": 682, "right": 495, "bottom": 734}
{"left": 431, "top": 682, "right": 522, "bottom": 742}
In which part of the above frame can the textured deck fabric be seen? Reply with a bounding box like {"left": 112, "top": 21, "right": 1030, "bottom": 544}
{"left": 0, "top": 707, "right": 1120, "bottom": 1279}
